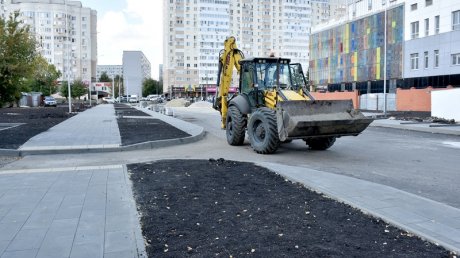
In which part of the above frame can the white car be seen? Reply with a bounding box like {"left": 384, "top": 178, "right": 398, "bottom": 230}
{"left": 102, "top": 97, "right": 115, "bottom": 104}
{"left": 43, "top": 96, "right": 57, "bottom": 107}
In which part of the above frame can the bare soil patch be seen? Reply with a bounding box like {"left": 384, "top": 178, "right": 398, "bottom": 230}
{"left": 115, "top": 104, "right": 190, "bottom": 146}
{"left": 128, "top": 159, "right": 451, "bottom": 257}
{"left": 0, "top": 107, "right": 75, "bottom": 149}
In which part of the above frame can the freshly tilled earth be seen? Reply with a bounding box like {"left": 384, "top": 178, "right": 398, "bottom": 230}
{"left": 114, "top": 104, "right": 190, "bottom": 146}
{"left": 128, "top": 159, "right": 451, "bottom": 257}
{"left": 0, "top": 107, "right": 75, "bottom": 149}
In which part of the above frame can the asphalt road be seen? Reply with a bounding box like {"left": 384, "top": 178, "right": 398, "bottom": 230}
{"left": 4, "top": 105, "right": 459, "bottom": 210}
{"left": 172, "top": 106, "right": 460, "bottom": 209}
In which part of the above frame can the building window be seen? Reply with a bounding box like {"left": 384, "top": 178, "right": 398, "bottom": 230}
{"left": 426, "top": 0, "right": 432, "bottom": 6}
{"left": 434, "top": 50, "right": 439, "bottom": 68}
{"left": 424, "top": 51, "right": 429, "bottom": 68}
{"left": 425, "top": 18, "right": 429, "bottom": 36}
{"left": 411, "top": 3, "right": 418, "bottom": 11}
{"left": 453, "top": 11, "right": 460, "bottom": 30}
{"left": 410, "top": 53, "right": 419, "bottom": 70}
{"left": 435, "top": 15, "right": 440, "bottom": 34}
{"left": 411, "top": 21, "right": 419, "bottom": 39}
{"left": 452, "top": 53, "right": 460, "bottom": 65}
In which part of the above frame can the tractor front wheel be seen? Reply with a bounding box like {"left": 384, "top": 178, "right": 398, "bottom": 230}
{"left": 248, "top": 108, "right": 280, "bottom": 154}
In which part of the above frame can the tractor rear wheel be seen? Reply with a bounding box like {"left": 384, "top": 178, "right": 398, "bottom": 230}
{"left": 248, "top": 108, "right": 280, "bottom": 154}
{"left": 226, "top": 105, "right": 247, "bottom": 145}
{"left": 305, "top": 137, "right": 336, "bottom": 150}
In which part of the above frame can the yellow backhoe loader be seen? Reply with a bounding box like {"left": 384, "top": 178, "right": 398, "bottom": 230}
{"left": 213, "top": 37, "right": 373, "bottom": 154}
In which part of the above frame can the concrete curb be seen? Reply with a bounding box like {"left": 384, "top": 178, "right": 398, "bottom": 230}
{"left": 370, "top": 120, "right": 460, "bottom": 136}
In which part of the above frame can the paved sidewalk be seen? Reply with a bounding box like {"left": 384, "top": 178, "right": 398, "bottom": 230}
{"left": 260, "top": 162, "right": 460, "bottom": 253}
{"left": 20, "top": 105, "right": 121, "bottom": 151}
{"left": 371, "top": 118, "right": 460, "bottom": 136}
{"left": 0, "top": 165, "right": 145, "bottom": 258}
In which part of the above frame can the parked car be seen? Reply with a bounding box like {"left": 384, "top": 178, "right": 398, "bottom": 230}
{"left": 102, "top": 97, "right": 115, "bottom": 104}
{"left": 43, "top": 96, "right": 57, "bottom": 107}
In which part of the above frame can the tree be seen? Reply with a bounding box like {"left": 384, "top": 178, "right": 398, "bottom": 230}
{"left": 0, "top": 12, "right": 38, "bottom": 106}
{"left": 99, "top": 72, "right": 111, "bottom": 82}
{"left": 26, "top": 56, "right": 61, "bottom": 96}
{"left": 60, "top": 79, "right": 87, "bottom": 100}
{"left": 71, "top": 79, "right": 87, "bottom": 99}
{"left": 142, "top": 78, "right": 162, "bottom": 97}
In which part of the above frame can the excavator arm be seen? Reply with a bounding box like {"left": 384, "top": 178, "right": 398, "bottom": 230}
{"left": 214, "top": 36, "right": 244, "bottom": 129}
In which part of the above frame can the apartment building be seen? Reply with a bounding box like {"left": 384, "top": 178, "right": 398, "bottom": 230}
{"left": 163, "top": 0, "right": 229, "bottom": 96}
{"left": 122, "top": 51, "right": 151, "bottom": 98}
{"left": 96, "top": 65, "right": 123, "bottom": 81}
{"left": 163, "top": 0, "right": 312, "bottom": 95}
{"left": 2, "top": 0, "right": 97, "bottom": 84}
{"left": 311, "top": 0, "right": 347, "bottom": 27}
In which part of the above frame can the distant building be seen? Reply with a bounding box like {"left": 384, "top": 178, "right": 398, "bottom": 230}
{"left": 2, "top": 0, "right": 97, "bottom": 84}
{"left": 122, "top": 51, "right": 151, "bottom": 97}
{"left": 159, "top": 64, "right": 163, "bottom": 82}
{"left": 163, "top": 0, "right": 312, "bottom": 96}
{"left": 96, "top": 65, "right": 123, "bottom": 81}
{"left": 309, "top": 0, "right": 460, "bottom": 94}
{"left": 311, "top": 0, "right": 347, "bottom": 28}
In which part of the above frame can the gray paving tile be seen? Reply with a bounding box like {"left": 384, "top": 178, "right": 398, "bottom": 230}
{"left": 104, "top": 250, "right": 136, "bottom": 258}
{"left": 89, "top": 171, "right": 108, "bottom": 186}
{"left": 1, "top": 249, "right": 38, "bottom": 258}
{"left": 70, "top": 242, "right": 103, "bottom": 258}
{"left": 35, "top": 235, "right": 73, "bottom": 258}
{"left": 0, "top": 208, "right": 32, "bottom": 224}
{"left": 22, "top": 212, "right": 55, "bottom": 230}
{"left": 0, "top": 222, "right": 23, "bottom": 241}
{"left": 105, "top": 231, "right": 134, "bottom": 253}
{"left": 61, "top": 194, "right": 86, "bottom": 206}
{"left": 46, "top": 218, "right": 79, "bottom": 236}
{"left": 105, "top": 215, "right": 132, "bottom": 232}
{"left": 6, "top": 228, "right": 47, "bottom": 251}
{"left": 0, "top": 240, "right": 9, "bottom": 255}
{"left": 54, "top": 205, "right": 83, "bottom": 220}
{"left": 73, "top": 227, "right": 104, "bottom": 245}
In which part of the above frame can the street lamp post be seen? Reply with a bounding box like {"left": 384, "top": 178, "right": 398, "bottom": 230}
{"left": 383, "top": 0, "right": 388, "bottom": 116}
{"left": 65, "top": 0, "right": 72, "bottom": 113}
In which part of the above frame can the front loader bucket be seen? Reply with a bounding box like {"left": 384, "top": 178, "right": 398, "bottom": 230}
{"left": 276, "top": 100, "right": 373, "bottom": 141}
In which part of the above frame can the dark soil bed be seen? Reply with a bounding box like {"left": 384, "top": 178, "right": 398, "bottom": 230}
{"left": 114, "top": 104, "right": 151, "bottom": 117}
{"left": 118, "top": 118, "right": 190, "bottom": 146}
{"left": 0, "top": 107, "right": 75, "bottom": 149}
{"left": 128, "top": 159, "right": 451, "bottom": 257}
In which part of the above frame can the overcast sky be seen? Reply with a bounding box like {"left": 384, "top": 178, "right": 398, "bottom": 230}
{"left": 79, "top": 0, "right": 163, "bottom": 79}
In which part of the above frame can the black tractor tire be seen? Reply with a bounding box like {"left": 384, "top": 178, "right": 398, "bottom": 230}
{"left": 305, "top": 137, "right": 336, "bottom": 150}
{"left": 248, "top": 107, "right": 280, "bottom": 154}
{"left": 226, "top": 105, "right": 247, "bottom": 146}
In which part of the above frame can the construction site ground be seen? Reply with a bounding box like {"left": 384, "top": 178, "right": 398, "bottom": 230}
{"left": 0, "top": 103, "right": 458, "bottom": 257}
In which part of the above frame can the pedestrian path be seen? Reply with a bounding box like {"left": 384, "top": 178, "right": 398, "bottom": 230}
{"left": 0, "top": 165, "right": 146, "bottom": 258}
{"left": 20, "top": 105, "right": 121, "bottom": 151}
{"left": 371, "top": 119, "right": 460, "bottom": 136}
{"left": 260, "top": 162, "right": 460, "bottom": 253}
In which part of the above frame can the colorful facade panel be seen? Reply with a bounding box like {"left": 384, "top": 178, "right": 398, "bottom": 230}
{"left": 309, "top": 5, "right": 404, "bottom": 85}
